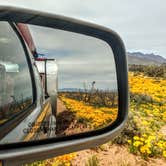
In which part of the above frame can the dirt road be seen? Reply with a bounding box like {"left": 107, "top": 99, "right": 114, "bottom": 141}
{"left": 56, "top": 98, "right": 91, "bottom": 136}
{"left": 57, "top": 98, "right": 67, "bottom": 114}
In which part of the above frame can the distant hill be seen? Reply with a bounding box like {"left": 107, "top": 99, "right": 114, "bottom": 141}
{"left": 128, "top": 52, "right": 166, "bottom": 65}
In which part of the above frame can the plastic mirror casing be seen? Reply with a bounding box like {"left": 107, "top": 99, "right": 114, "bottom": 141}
{"left": 0, "top": 5, "right": 128, "bottom": 166}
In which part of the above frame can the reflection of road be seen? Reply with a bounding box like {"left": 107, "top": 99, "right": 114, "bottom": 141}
{"left": 57, "top": 98, "right": 67, "bottom": 114}
{"left": 56, "top": 98, "right": 91, "bottom": 136}
{"left": 56, "top": 98, "right": 76, "bottom": 136}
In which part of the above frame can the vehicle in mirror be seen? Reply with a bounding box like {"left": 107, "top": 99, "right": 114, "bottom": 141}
{"left": 35, "top": 58, "right": 58, "bottom": 98}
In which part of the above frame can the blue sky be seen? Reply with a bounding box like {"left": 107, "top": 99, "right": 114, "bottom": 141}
{"left": 1, "top": 0, "right": 166, "bottom": 57}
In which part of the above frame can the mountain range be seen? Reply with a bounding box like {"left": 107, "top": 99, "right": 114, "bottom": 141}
{"left": 128, "top": 52, "right": 166, "bottom": 65}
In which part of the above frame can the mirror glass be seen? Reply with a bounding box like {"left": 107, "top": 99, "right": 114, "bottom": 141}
{"left": 0, "top": 22, "right": 118, "bottom": 144}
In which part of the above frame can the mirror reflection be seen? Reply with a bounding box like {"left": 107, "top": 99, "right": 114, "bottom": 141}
{"left": 0, "top": 22, "right": 118, "bottom": 144}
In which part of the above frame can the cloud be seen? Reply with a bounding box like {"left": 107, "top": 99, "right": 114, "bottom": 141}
{"left": 1, "top": 0, "right": 165, "bottom": 57}
{"left": 29, "top": 25, "right": 117, "bottom": 90}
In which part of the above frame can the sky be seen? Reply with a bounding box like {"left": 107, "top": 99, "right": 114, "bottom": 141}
{"left": 0, "top": 0, "right": 166, "bottom": 57}
{"left": 30, "top": 25, "right": 117, "bottom": 90}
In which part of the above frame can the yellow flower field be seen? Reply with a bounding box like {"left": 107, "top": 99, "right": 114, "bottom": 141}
{"left": 58, "top": 72, "right": 166, "bottom": 159}
{"left": 129, "top": 72, "right": 166, "bottom": 158}
{"left": 29, "top": 71, "right": 166, "bottom": 165}
{"left": 60, "top": 96, "right": 118, "bottom": 129}
{"left": 129, "top": 72, "right": 166, "bottom": 103}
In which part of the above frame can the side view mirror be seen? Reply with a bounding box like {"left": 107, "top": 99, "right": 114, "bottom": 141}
{"left": 0, "top": 5, "right": 128, "bottom": 165}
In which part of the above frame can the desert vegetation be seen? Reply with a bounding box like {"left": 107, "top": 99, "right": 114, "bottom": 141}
{"left": 59, "top": 89, "right": 118, "bottom": 108}
{"left": 55, "top": 89, "right": 118, "bottom": 136}
{"left": 59, "top": 94, "right": 117, "bottom": 129}
{"left": 129, "top": 64, "right": 166, "bottom": 78}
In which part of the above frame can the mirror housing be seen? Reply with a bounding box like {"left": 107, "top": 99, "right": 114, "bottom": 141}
{"left": 0, "top": 5, "right": 128, "bottom": 165}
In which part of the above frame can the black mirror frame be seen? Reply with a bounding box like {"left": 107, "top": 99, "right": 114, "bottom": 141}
{"left": 0, "top": 5, "right": 128, "bottom": 165}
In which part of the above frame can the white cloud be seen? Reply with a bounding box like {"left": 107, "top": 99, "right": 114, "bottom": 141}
{"left": 0, "top": 0, "right": 165, "bottom": 57}
{"left": 29, "top": 24, "right": 117, "bottom": 90}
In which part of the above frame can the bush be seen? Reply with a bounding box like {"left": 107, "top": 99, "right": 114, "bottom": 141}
{"left": 85, "top": 155, "right": 99, "bottom": 166}
{"left": 129, "top": 64, "right": 166, "bottom": 78}
{"left": 113, "top": 112, "right": 140, "bottom": 144}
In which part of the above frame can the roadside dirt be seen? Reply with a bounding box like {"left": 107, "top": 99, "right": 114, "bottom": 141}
{"left": 71, "top": 144, "right": 166, "bottom": 166}
{"left": 56, "top": 98, "right": 91, "bottom": 136}
{"left": 57, "top": 98, "right": 67, "bottom": 114}
{"left": 160, "top": 125, "right": 166, "bottom": 136}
